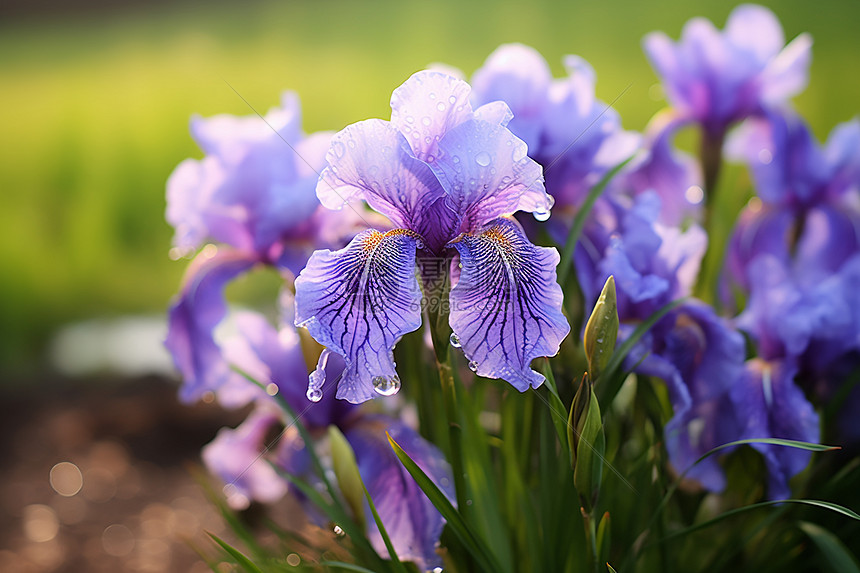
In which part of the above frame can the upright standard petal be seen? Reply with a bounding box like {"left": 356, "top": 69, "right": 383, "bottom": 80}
{"left": 389, "top": 70, "right": 474, "bottom": 163}
{"left": 448, "top": 218, "right": 569, "bottom": 391}
{"left": 294, "top": 229, "right": 423, "bottom": 403}
{"left": 470, "top": 43, "right": 552, "bottom": 154}
{"left": 346, "top": 416, "right": 454, "bottom": 571}
{"left": 432, "top": 119, "right": 551, "bottom": 230}
{"left": 165, "top": 249, "right": 258, "bottom": 403}
{"left": 316, "top": 119, "right": 454, "bottom": 252}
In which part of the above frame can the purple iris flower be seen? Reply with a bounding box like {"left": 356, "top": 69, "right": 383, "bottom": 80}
{"left": 611, "top": 111, "right": 704, "bottom": 226}
{"left": 724, "top": 112, "right": 860, "bottom": 361}
{"left": 624, "top": 301, "right": 746, "bottom": 492}
{"left": 727, "top": 359, "right": 820, "bottom": 499}
{"left": 471, "top": 44, "right": 639, "bottom": 211}
{"left": 202, "top": 310, "right": 454, "bottom": 571}
{"left": 164, "top": 92, "right": 368, "bottom": 404}
{"left": 574, "top": 191, "right": 706, "bottom": 322}
{"left": 294, "top": 71, "right": 570, "bottom": 404}
{"left": 644, "top": 4, "right": 812, "bottom": 137}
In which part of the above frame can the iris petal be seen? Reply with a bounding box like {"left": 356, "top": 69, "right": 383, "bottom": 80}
{"left": 389, "top": 70, "right": 474, "bottom": 163}
{"left": 295, "top": 229, "right": 423, "bottom": 403}
{"left": 432, "top": 119, "right": 551, "bottom": 230}
{"left": 448, "top": 218, "right": 569, "bottom": 390}
{"left": 316, "top": 119, "right": 451, "bottom": 249}
{"left": 346, "top": 416, "right": 454, "bottom": 571}
{"left": 729, "top": 359, "right": 819, "bottom": 500}
{"left": 165, "top": 249, "right": 257, "bottom": 403}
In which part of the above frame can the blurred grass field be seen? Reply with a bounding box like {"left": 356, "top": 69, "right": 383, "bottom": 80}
{"left": 1, "top": 0, "right": 858, "bottom": 376}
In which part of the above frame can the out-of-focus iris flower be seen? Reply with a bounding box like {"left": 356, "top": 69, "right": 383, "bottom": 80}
{"left": 164, "top": 93, "right": 366, "bottom": 404}
{"left": 727, "top": 110, "right": 860, "bottom": 373}
{"left": 471, "top": 43, "right": 639, "bottom": 210}
{"left": 643, "top": 4, "right": 812, "bottom": 138}
{"left": 725, "top": 112, "right": 860, "bottom": 300}
{"left": 573, "top": 191, "right": 747, "bottom": 490}
{"left": 611, "top": 111, "right": 704, "bottom": 226}
{"left": 721, "top": 111, "right": 860, "bottom": 446}
{"left": 202, "top": 308, "right": 454, "bottom": 571}
{"left": 294, "top": 71, "right": 570, "bottom": 404}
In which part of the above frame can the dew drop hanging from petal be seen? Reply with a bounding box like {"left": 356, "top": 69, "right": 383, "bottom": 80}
{"left": 373, "top": 375, "right": 401, "bottom": 396}
{"left": 306, "top": 348, "right": 331, "bottom": 403}
{"left": 449, "top": 333, "right": 462, "bottom": 348}
{"left": 468, "top": 360, "right": 479, "bottom": 372}
{"left": 533, "top": 209, "right": 551, "bottom": 222}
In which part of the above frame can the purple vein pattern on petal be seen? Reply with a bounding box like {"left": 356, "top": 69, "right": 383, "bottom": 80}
{"left": 389, "top": 70, "right": 474, "bottom": 163}
{"left": 165, "top": 249, "right": 257, "bottom": 404}
{"left": 346, "top": 416, "right": 454, "bottom": 571}
{"left": 432, "top": 119, "right": 550, "bottom": 231}
{"left": 448, "top": 218, "right": 569, "bottom": 391}
{"left": 294, "top": 229, "right": 422, "bottom": 403}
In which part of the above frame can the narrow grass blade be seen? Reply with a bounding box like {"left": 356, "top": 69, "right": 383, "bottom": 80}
{"left": 558, "top": 156, "right": 634, "bottom": 286}
{"left": 207, "top": 532, "right": 264, "bottom": 573}
{"left": 645, "top": 438, "right": 840, "bottom": 544}
{"left": 691, "top": 438, "right": 839, "bottom": 466}
{"left": 798, "top": 521, "right": 860, "bottom": 573}
{"left": 541, "top": 358, "right": 569, "bottom": 447}
{"left": 599, "top": 297, "right": 687, "bottom": 404}
{"left": 321, "top": 563, "right": 381, "bottom": 573}
{"left": 270, "top": 465, "right": 385, "bottom": 570}
{"left": 387, "top": 433, "right": 506, "bottom": 573}
{"left": 653, "top": 499, "right": 860, "bottom": 546}
{"left": 363, "top": 482, "right": 408, "bottom": 573}
{"left": 231, "top": 365, "right": 339, "bottom": 502}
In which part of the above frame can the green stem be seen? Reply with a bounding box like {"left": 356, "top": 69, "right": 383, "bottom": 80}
{"left": 437, "top": 356, "right": 469, "bottom": 517}
{"left": 701, "top": 128, "right": 725, "bottom": 220}
{"left": 583, "top": 506, "right": 599, "bottom": 573}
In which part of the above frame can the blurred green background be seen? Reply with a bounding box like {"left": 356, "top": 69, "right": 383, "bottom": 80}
{"left": 2, "top": 0, "right": 858, "bottom": 379}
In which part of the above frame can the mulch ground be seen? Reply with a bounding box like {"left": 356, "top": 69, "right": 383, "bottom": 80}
{"left": 0, "top": 374, "right": 250, "bottom": 572}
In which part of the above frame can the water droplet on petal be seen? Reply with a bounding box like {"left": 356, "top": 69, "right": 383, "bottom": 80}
{"left": 448, "top": 95, "right": 457, "bottom": 105}
{"left": 415, "top": 238, "right": 425, "bottom": 250}
{"left": 433, "top": 568, "right": 444, "bottom": 573}
{"left": 449, "top": 333, "right": 461, "bottom": 348}
{"left": 422, "top": 116, "right": 432, "bottom": 126}
{"left": 533, "top": 209, "right": 551, "bottom": 222}
{"left": 475, "top": 151, "right": 491, "bottom": 167}
{"left": 512, "top": 144, "right": 527, "bottom": 161}
{"left": 436, "top": 102, "right": 446, "bottom": 112}
{"left": 332, "top": 141, "right": 346, "bottom": 159}
{"left": 373, "top": 375, "right": 401, "bottom": 396}
{"left": 306, "top": 349, "right": 330, "bottom": 402}
{"left": 468, "top": 361, "right": 478, "bottom": 372}
{"left": 333, "top": 524, "right": 345, "bottom": 536}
